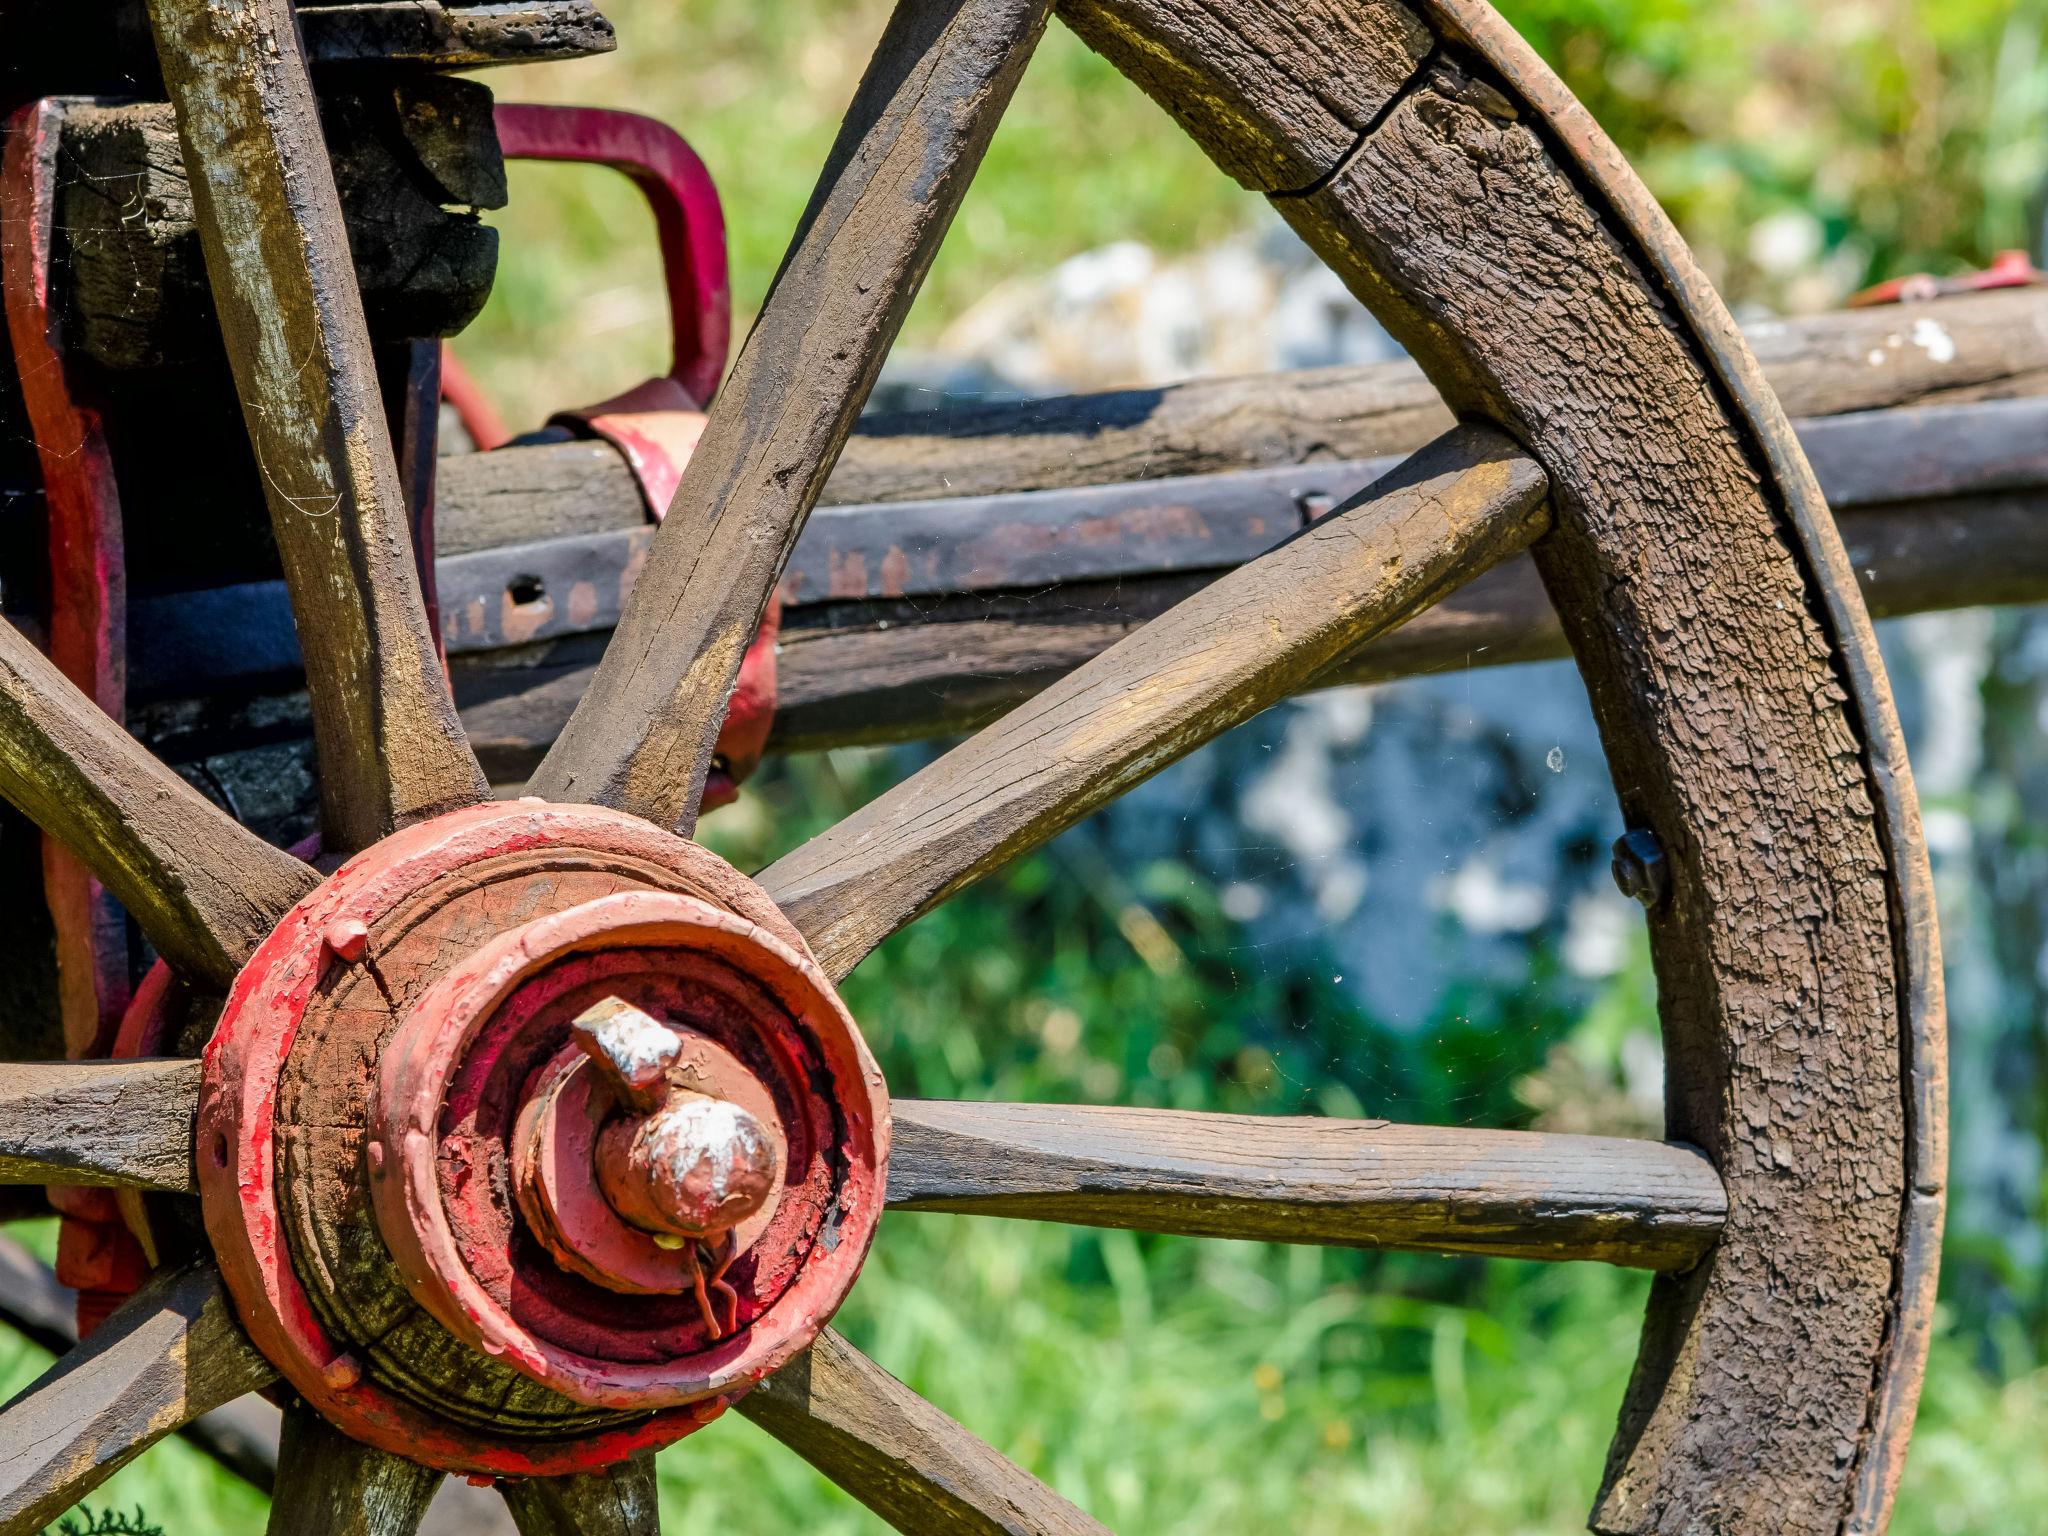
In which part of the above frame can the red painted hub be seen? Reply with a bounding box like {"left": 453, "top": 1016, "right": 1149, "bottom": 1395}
{"left": 195, "top": 802, "right": 889, "bottom": 1475}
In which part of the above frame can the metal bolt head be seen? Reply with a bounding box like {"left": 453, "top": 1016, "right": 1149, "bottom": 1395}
{"left": 1611, "top": 827, "right": 1671, "bottom": 909}
{"left": 598, "top": 1091, "right": 780, "bottom": 1241}
{"left": 573, "top": 995, "right": 685, "bottom": 1113}
{"left": 322, "top": 918, "right": 370, "bottom": 964}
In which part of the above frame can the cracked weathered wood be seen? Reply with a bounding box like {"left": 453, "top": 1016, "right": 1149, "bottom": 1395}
{"left": 0, "top": 1059, "right": 198, "bottom": 1192}
{"left": 0, "top": 616, "right": 314, "bottom": 985}
{"left": 740, "top": 1329, "right": 1108, "bottom": 1536}
{"left": 146, "top": 0, "right": 488, "bottom": 854}
{"left": 434, "top": 286, "right": 2048, "bottom": 553}
{"left": 889, "top": 1101, "right": 1726, "bottom": 1269}
{"left": 761, "top": 425, "right": 1548, "bottom": 979}
{"left": 1057, "top": 0, "right": 1431, "bottom": 191}
{"left": 526, "top": 0, "right": 1054, "bottom": 833}
{"left": 0, "top": 1259, "right": 277, "bottom": 1536}
{"left": 499, "top": 1454, "right": 657, "bottom": 1536}
{"left": 267, "top": 1404, "right": 442, "bottom": 1536}
{"left": 1043, "top": 0, "right": 1935, "bottom": 1526}
{"left": 0, "top": 1233, "right": 286, "bottom": 1496}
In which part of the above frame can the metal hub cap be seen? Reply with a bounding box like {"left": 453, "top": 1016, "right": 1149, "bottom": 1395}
{"left": 194, "top": 802, "right": 889, "bottom": 1476}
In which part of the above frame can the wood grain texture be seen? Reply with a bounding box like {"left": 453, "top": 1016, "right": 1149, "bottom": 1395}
{"left": 1056, "top": 0, "right": 1430, "bottom": 191}
{"left": 751, "top": 488, "right": 2047, "bottom": 752}
{"left": 527, "top": 0, "right": 1055, "bottom": 833}
{"left": 430, "top": 286, "right": 2048, "bottom": 560}
{"left": 0, "top": 1059, "right": 198, "bottom": 1193}
{"left": 267, "top": 1403, "right": 441, "bottom": 1536}
{"left": 832, "top": 285, "right": 2048, "bottom": 502}
{"left": 146, "top": 0, "right": 488, "bottom": 854}
{"left": 889, "top": 1101, "right": 1725, "bottom": 1269}
{"left": 0, "top": 1233, "right": 286, "bottom": 1497}
{"left": 760, "top": 426, "right": 1548, "bottom": 980}
{"left": 1250, "top": 23, "right": 1920, "bottom": 1533}
{"left": 499, "top": 1454, "right": 658, "bottom": 1536}
{"left": 0, "top": 1259, "right": 276, "bottom": 1536}
{"left": 0, "top": 616, "right": 314, "bottom": 986}
{"left": 739, "top": 1329, "right": 1109, "bottom": 1536}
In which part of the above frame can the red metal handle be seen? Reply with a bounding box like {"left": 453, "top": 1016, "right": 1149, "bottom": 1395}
{"left": 492, "top": 103, "right": 732, "bottom": 410}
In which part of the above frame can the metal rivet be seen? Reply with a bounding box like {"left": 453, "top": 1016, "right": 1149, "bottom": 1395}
{"left": 322, "top": 1353, "right": 362, "bottom": 1390}
{"left": 322, "top": 918, "right": 370, "bottom": 964}
{"left": 1611, "top": 827, "right": 1671, "bottom": 909}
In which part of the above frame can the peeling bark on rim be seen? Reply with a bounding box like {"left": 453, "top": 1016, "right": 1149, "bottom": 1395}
{"left": 1059, "top": 1, "right": 1942, "bottom": 1532}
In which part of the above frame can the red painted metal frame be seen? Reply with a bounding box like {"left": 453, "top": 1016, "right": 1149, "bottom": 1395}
{"left": 5, "top": 99, "right": 150, "bottom": 1338}
{"left": 494, "top": 102, "right": 731, "bottom": 416}
{"left": 3, "top": 102, "right": 130, "bottom": 1061}
{"left": 197, "top": 801, "right": 886, "bottom": 1474}
{"left": 1850, "top": 248, "right": 2047, "bottom": 307}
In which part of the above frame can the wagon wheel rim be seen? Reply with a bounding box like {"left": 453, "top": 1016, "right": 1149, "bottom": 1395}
{"left": 0, "top": 0, "right": 1941, "bottom": 1533}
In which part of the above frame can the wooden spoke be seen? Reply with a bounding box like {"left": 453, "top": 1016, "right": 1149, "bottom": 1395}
{"left": 145, "top": 0, "right": 488, "bottom": 854}
{"left": 0, "top": 617, "right": 315, "bottom": 986}
{"left": 889, "top": 1101, "right": 1725, "bottom": 1271}
{"left": 0, "top": 1258, "right": 276, "bottom": 1536}
{"left": 761, "top": 426, "right": 1550, "bottom": 979}
{"left": 266, "top": 1404, "right": 442, "bottom": 1536}
{"left": 739, "top": 1329, "right": 1107, "bottom": 1536}
{"left": 527, "top": 0, "right": 1055, "bottom": 833}
{"left": 0, "top": 1060, "right": 199, "bottom": 1193}
{"left": 499, "top": 1453, "right": 658, "bottom": 1536}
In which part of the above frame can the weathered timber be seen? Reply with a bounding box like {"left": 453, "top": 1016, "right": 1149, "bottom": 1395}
{"left": 0, "top": 1234, "right": 283, "bottom": 1495}
{"left": 147, "top": 0, "right": 489, "bottom": 853}
{"left": 757, "top": 486, "right": 2048, "bottom": 753}
{"left": 0, "top": 615, "right": 314, "bottom": 985}
{"left": 426, "top": 396, "right": 2048, "bottom": 640}
{"left": 57, "top": 87, "right": 504, "bottom": 373}
{"left": 0, "top": 1059, "right": 198, "bottom": 1192}
{"left": 889, "top": 1101, "right": 1726, "bottom": 1269}
{"left": 760, "top": 426, "right": 1550, "bottom": 981}
{"left": 525, "top": 0, "right": 1055, "bottom": 832}
{"left": 740, "top": 1329, "right": 1110, "bottom": 1536}
{"left": 433, "top": 287, "right": 2048, "bottom": 553}
{"left": 267, "top": 1404, "right": 442, "bottom": 1536}
{"left": 296, "top": 1, "right": 617, "bottom": 69}
{"left": 0, "top": 1259, "right": 277, "bottom": 1536}
{"left": 499, "top": 1455, "right": 658, "bottom": 1536}
{"left": 1186, "top": 3, "right": 1927, "bottom": 1524}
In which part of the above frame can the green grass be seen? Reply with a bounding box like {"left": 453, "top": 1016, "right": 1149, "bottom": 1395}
{"left": 25, "top": 1226, "right": 2048, "bottom": 1534}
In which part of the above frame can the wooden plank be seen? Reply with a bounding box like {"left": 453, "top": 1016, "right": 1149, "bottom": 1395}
{"left": 739, "top": 1329, "right": 1109, "bottom": 1536}
{"left": 145, "top": 0, "right": 488, "bottom": 854}
{"left": 525, "top": 0, "right": 1055, "bottom": 833}
{"left": 435, "top": 288, "right": 2048, "bottom": 557}
{"left": 759, "top": 426, "right": 1549, "bottom": 979}
{"left": 0, "top": 1259, "right": 277, "bottom": 1536}
{"left": 888, "top": 1101, "right": 1725, "bottom": 1270}
{"left": 136, "top": 397, "right": 2048, "bottom": 700}
{"left": 267, "top": 1404, "right": 441, "bottom": 1536}
{"left": 0, "top": 1059, "right": 198, "bottom": 1193}
{"left": 0, "top": 1234, "right": 286, "bottom": 1497}
{"left": 499, "top": 1454, "right": 657, "bottom": 1536}
{"left": 756, "top": 486, "right": 2048, "bottom": 753}
{"left": 0, "top": 616, "right": 314, "bottom": 986}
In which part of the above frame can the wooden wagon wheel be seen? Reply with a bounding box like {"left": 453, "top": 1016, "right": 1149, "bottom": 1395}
{"left": 0, "top": 0, "right": 1945, "bottom": 1531}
